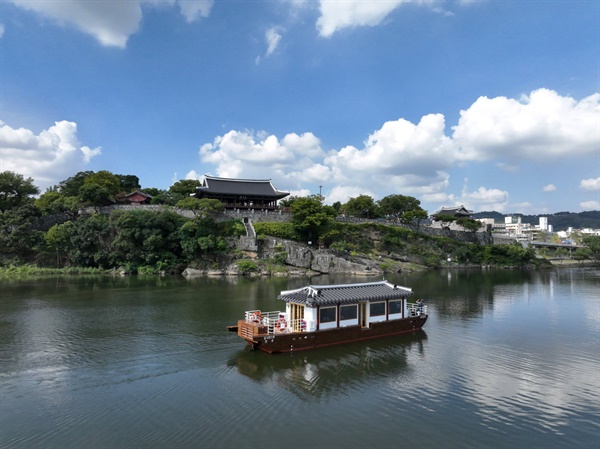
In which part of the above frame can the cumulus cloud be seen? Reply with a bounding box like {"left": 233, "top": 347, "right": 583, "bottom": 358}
{"left": 457, "top": 180, "right": 510, "bottom": 212}
{"left": 452, "top": 89, "right": 600, "bottom": 162}
{"left": 194, "top": 89, "right": 598, "bottom": 212}
{"left": 8, "top": 0, "right": 213, "bottom": 48}
{"left": 580, "top": 177, "right": 600, "bottom": 191}
{"left": 0, "top": 120, "right": 101, "bottom": 191}
{"left": 199, "top": 130, "right": 324, "bottom": 184}
{"left": 316, "top": 0, "right": 436, "bottom": 37}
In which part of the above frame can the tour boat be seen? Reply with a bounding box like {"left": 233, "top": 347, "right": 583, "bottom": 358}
{"left": 228, "top": 280, "right": 428, "bottom": 354}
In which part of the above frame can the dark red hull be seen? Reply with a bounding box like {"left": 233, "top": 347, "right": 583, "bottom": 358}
{"left": 237, "top": 315, "right": 428, "bottom": 354}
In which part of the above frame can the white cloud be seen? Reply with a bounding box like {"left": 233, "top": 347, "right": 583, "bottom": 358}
{"left": 580, "top": 178, "right": 600, "bottom": 191}
{"left": 184, "top": 170, "right": 204, "bottom": 181}
{"left": 8, "top": 0, "right": 213, "bottom": 48}
{"left": 452, "top": 89, "right": 600, "bottom": 163}
{"left": 316, "top": 0, "right": 435, "bottom": 37}
{"left": 199, "top": 130, "right": 324, "bottom": 184}
{"left": 256, "top": 27, "right": 284, "bottom": 64}
{"left": 327, "top": 185, "right": 376, "bottom": 205}
{"left": 178, "top": 0, "right": 214, "bottom": 22}
{"left": 458, "top": 181, "right": 510, "bottom": 212}
{"left": 0, "top": 24, "right": 5, "bottom": 38}
{"left": 580, "top": 200, "right": 600, "bottom": 210}
{"left": 195, "top": 89, "right": 600, "bottom": 212}
{"left": 0, "top": 120, "right": 101, "bottom": 191}
{"left": 266, "top": 27, "right": 283, "bottom": 56}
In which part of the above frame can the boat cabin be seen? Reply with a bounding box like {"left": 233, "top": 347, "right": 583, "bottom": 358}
{"left": 241, "top": 281, "right": 426, "bottom": 336}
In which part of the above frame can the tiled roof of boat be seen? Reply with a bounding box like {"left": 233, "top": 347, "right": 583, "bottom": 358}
{"left": 197, "top": 176, "right": 289, "bottom": 198}
{"left": 277, "top": 281, "right": 412, "bottom": 306}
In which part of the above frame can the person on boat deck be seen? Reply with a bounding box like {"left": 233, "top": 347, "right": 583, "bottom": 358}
{"left": 276, "top": 314, "right": 287, "bottom": 333}
{"left": 417, "top": 299, "right": 424, "bottom": 313}
{"left": 251, "top": 311, "right": 262, "bottom": 323}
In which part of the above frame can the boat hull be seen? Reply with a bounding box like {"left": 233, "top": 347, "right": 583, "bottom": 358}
{"left": 237, "top": 315, "right": 428, "bottom": 354}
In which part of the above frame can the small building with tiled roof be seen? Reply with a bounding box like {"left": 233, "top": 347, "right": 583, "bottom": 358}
{"left": 125, "top": 190, "right": 152, "bottom": 205}
{"left": 431, "top": 205, "right": 473, "bottom": 219}
{"left": 194, "top": 176, "right": 289, "bottom": 210}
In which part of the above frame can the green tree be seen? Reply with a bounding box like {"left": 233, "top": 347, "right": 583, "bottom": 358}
{"left": 79, "top": 183, "right": 112, "bottom": 208}
{"left": 345, "top": 195, "right": 379, "bottom": 218}
{"left": 331, "top": 201, "right": 342, "bottom": 214}
{"left": 169, "top": 179, "right": 201, "bottom": 198}
{"left": 115, "top": 174, "right": 141, "bottom": 192}
{"left": 0, "top": 204, "right": 43, "bottom": 264}
{"left": 0, "top": 171, "right": 40, "bottom": 212}
{"left": 176, "top": 197, "right": 224, "bottom": 218}
{"left": 58, "top": 171, "right": 94, "bottom": 197}
{"left": 178, "top": 217, "right": 228, "bottom": 260}
{"left": 109, "top": 210, "right": 186, "bottom": 270}
{"left": 435, "top": 214, "right": 456, "bottom": 226}
{"left": 582, "top": 236, "right": 600, "bottom": 262}
{"left": 279, "top": 196, "right": 299, "bottom": 208}
{"left": 44, "top": 221, "right": 75, "bottom": 266}
{"left": 83, "top": 170, "right": 121, "bottom": 197}
{"left": 456, "top": 217, "right": 482, "bottom": 233}
{"left": 68, "top": 214, "right": 111, "bottom": 268}
{"left": 377, "top": 194, "right": 423, "bottom": 219}
{"left": 35, "top": 191, "right": 80, "bottom": 218}
{"left": 290, "top": 195, "right": 335, "bottom": 242}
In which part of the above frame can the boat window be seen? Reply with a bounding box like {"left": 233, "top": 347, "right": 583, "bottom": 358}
{"left": 389, "top": 300, "right": 402, "bottom": 314}
{"left": 340, "top": 304, "right": 358, "bottom": 320}
{"left": 319, "top": 306, "right": 336, "bottom": 323}
{"left": 370, "top": 301, "right": 386, "bottom": 317}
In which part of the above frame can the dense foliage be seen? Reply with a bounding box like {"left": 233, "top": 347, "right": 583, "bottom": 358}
{"left": 0, "top": 169, "right": 595, "bottom": 273}
{"left": 0, "top": 170, "right": 243, "bottom": 273}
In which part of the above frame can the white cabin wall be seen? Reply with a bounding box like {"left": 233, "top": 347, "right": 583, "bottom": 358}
{"left": 304, "top": 307, "right": 317, "bottom": 332}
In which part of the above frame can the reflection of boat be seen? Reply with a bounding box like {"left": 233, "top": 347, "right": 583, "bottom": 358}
{"left": 227, "top": 280, "right": 428, "bottom": 353}
{"left": 229, "top": 331, "right": 428, "bottom": 398}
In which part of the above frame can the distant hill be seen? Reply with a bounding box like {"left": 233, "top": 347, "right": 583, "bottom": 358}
{"left": 472, "top": 210, "right": 600, "bottom": 231}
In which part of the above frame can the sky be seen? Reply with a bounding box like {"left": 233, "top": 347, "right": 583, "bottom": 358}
{"left": 0, "top": 0, "right": 599, "bottom": 216}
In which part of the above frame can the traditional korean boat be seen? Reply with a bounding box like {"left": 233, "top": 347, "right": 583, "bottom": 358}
{"left": 228, "top": 280, "right": 428, "bottom": 354}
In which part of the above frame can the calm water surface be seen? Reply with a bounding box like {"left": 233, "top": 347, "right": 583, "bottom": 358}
{"left": 1, "top": 269, "right": 598, "bottom": 448}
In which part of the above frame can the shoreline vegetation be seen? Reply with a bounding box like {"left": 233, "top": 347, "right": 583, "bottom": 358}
{"left": 2, "top": 170, "right": 598, "bottom": 278}
{"left": 0, "top": 257, "right": 596, "bottom": 280}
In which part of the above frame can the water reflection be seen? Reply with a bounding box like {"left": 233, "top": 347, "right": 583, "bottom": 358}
{"left": 229, "top": 331, "right": 427, "bottom": 400}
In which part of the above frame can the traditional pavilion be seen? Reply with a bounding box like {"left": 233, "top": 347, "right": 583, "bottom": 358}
{"left": 194, "top": 176, "right": 289, "bottom": 210}
{"left": 431, "top": 205, "right": 474, "bottom": 219}
{"left": 125, "top": 190, "right": 152, "bottom": 205}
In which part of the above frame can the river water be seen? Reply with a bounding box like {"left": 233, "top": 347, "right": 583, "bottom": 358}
{"left": 1, "top": 269, "right": 598, "bottom": 449}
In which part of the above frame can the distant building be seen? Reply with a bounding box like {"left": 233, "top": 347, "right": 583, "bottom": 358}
{"left": 194, "top": 176, "right": 289, "bottom": 210}
{"left": 431, "top": 205, "right": 473, "bottom": 219}
{"left": 125, "top": 190, "right": 152, "bottom": 205}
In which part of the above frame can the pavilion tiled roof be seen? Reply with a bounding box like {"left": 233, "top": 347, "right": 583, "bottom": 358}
{"left": 432, "top": 205, "right": 473, "bottom": 217}
{"left": 278, "top": 281, "right": 412, "bottom": 306}
{"left": 196, "top": 176, "right": 289, "bottom": 199}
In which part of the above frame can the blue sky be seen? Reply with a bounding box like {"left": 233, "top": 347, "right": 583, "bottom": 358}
{"left": 1, "top": 0, "right": 599, "bottom": 215}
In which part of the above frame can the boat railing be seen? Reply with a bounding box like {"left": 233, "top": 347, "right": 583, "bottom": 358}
{"left": 407, "top": 302, "right": 428, "bottom": 317}
{"left": 244, "top": 310, "right": 281, "bottom": 324}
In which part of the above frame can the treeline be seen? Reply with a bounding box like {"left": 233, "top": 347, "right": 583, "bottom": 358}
{"left": 4, "top": 169, "right": 588, "bottom": 274}
{"left": 0, "top": 170, "right": 243, "bottom": 273}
